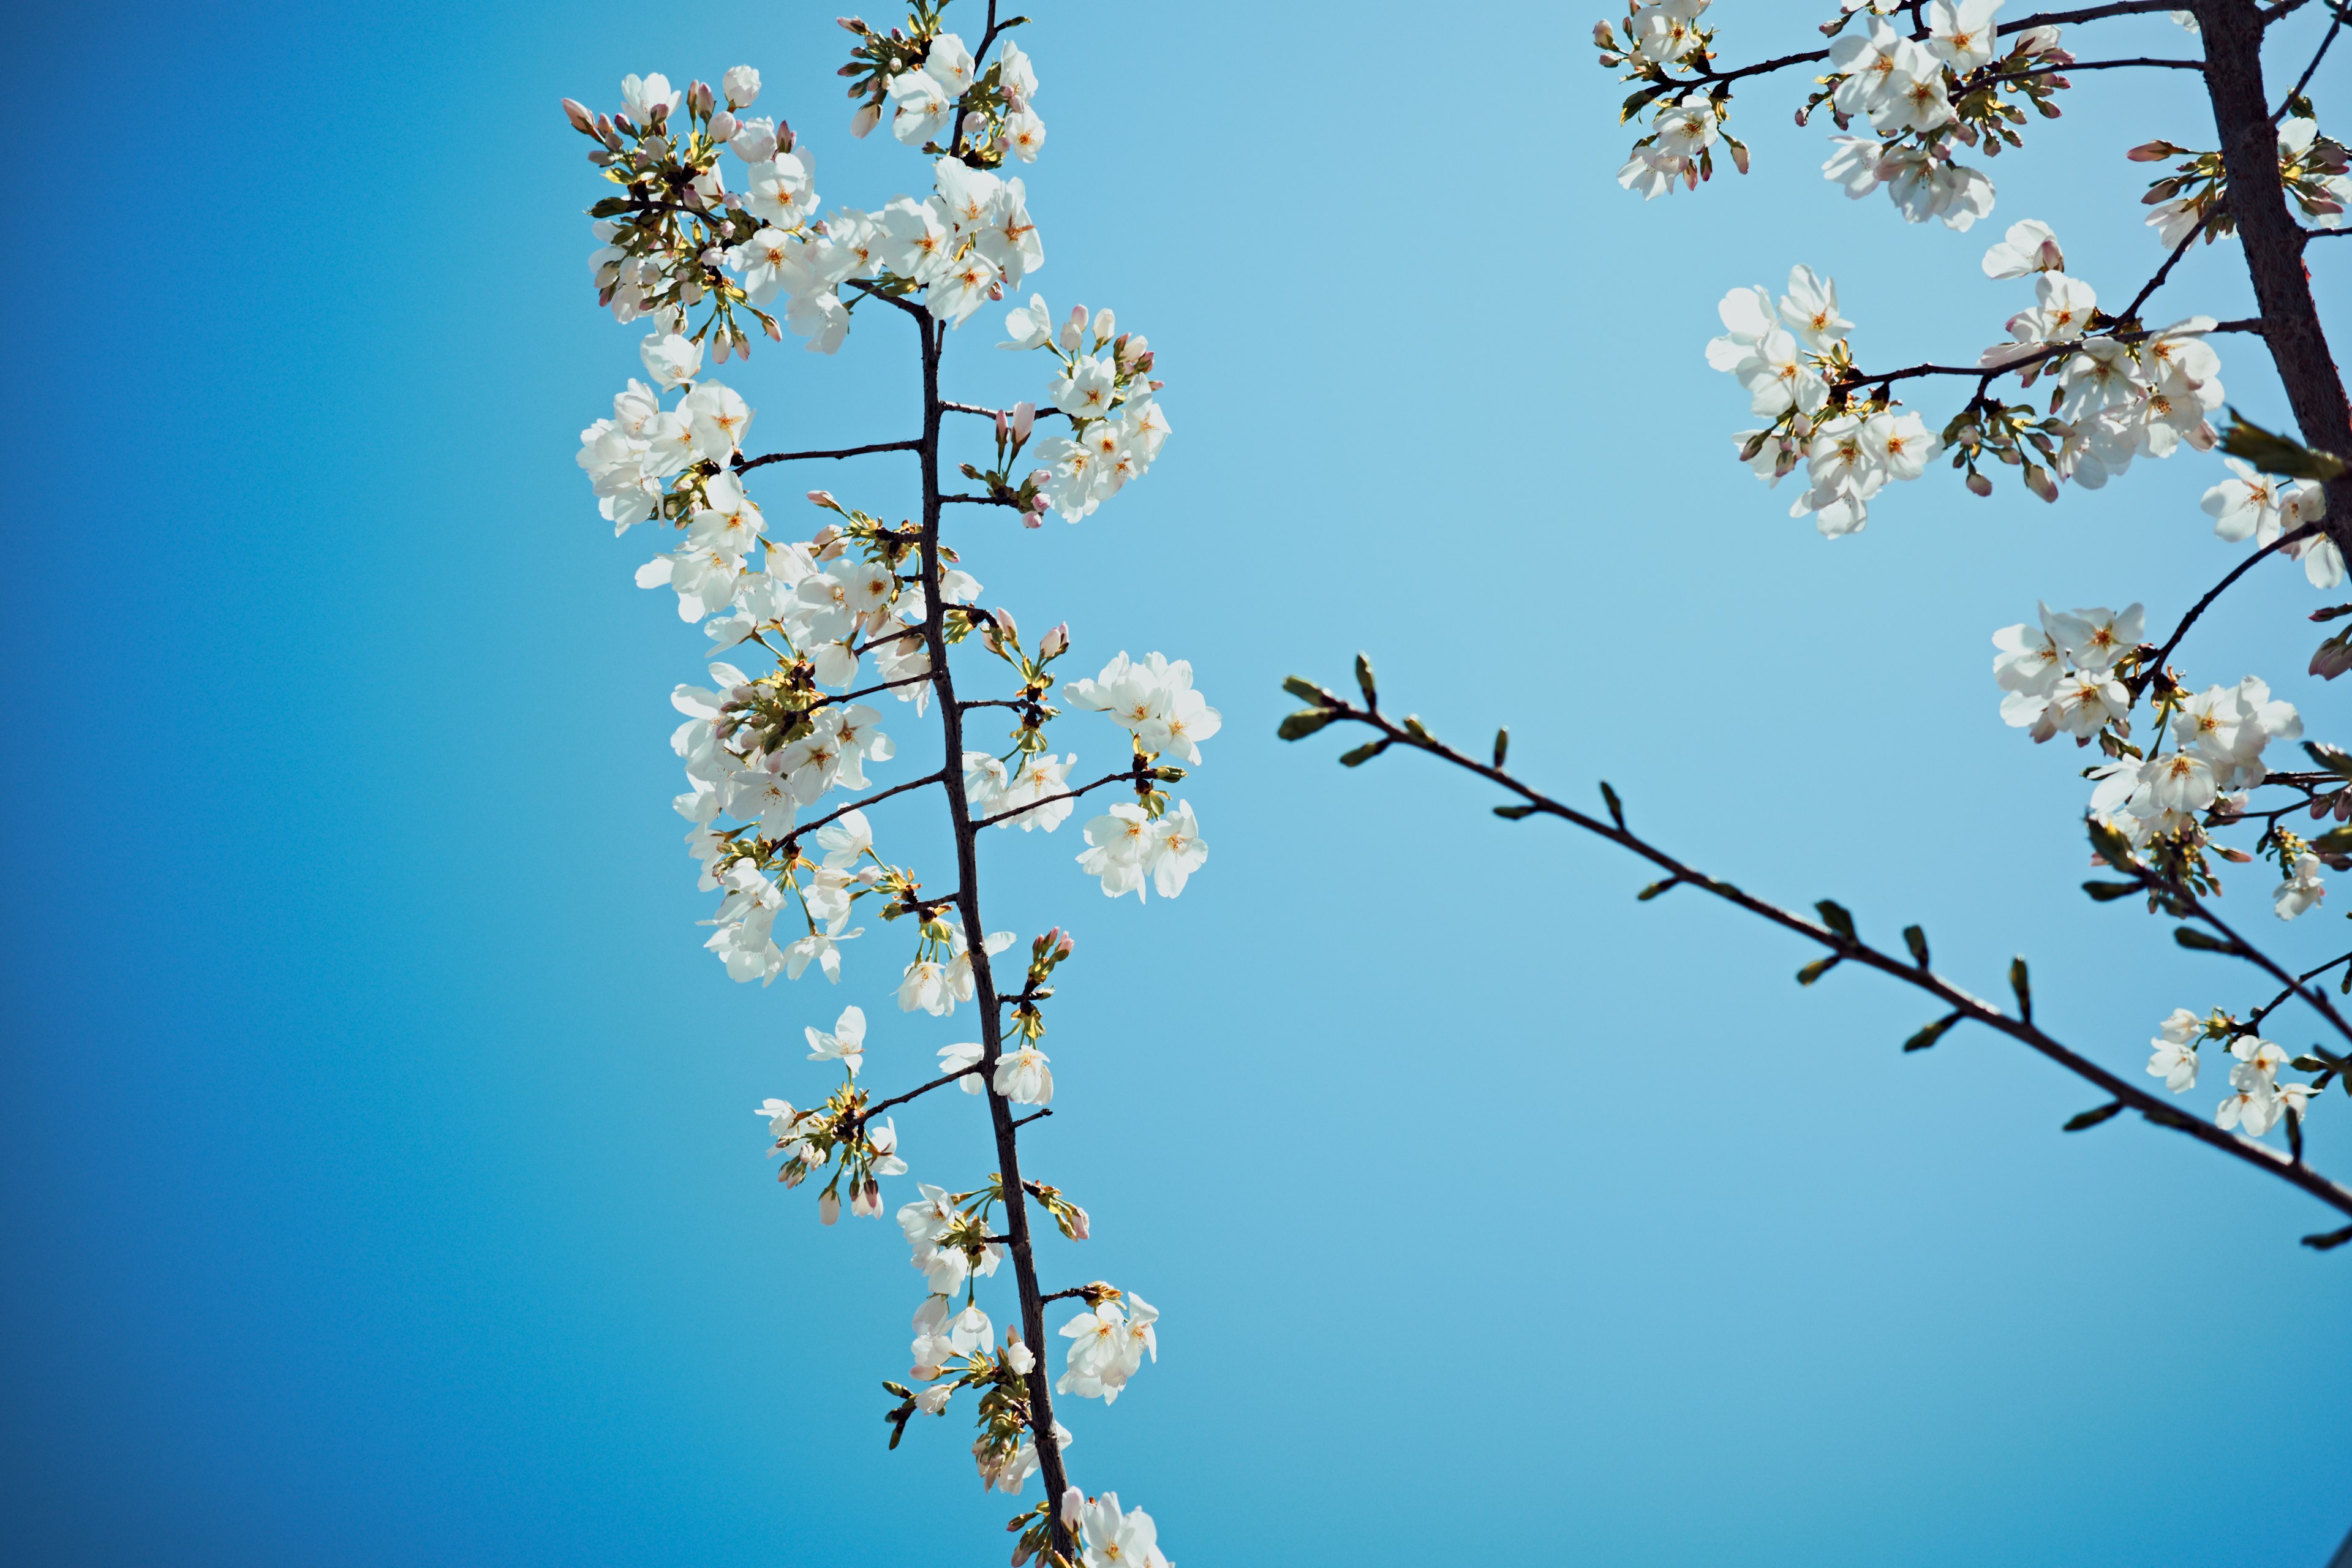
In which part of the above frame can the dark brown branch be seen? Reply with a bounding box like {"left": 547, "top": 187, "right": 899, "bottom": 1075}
{"left": 850, "top": 1065, "right": 982, "bottom": 1130}
{"left": 970, "top": 766, "right": 1147, "bottom": 830}
{"left": 778, "top": 769, "right": 947, "bottom": 850}
{"left": 2130, "top": 521, "right": 2321, "bottom": 694}
{"left": 2176, "top": 891, "right": 2352, "bottom": 1049}
{"left": 736, "top": 439, "right": 922, "bottom": 472}
{"left": 2246, "top": 952, "right": 2352, "bottom": 1031}
{"left": 1292, "top": 691, "right": 2352, "bottom": 1229}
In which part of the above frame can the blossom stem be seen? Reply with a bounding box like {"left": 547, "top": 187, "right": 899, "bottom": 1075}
{"left": 735, "top": 437, "right": 924, "bottom": 471}
{"left": 2131, "top": 522, "right": 2322, "bottom": 696}
{"left": 1300, "top": 692, "right": 2352, "bottom": 1227}
{"left": 780, "top": 769, "right": 948, "bottom": 851}
{"left": 913, "top": 304, "right": 1075, "bottom": 1534}
{"left": 970, "top": 765, "right": 1148, "bottom": 830}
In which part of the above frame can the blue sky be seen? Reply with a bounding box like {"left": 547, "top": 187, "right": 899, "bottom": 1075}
{"left": 6, "top": 0, "right": 2348, "bottom": 1562}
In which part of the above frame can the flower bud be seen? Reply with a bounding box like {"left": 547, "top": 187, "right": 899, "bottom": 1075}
{"left": 1060, "top": 1487, "right": 1085, "bottom": 1531}
{"left": 1966, "top": 469, "right": 1994, "bottom": 497}
{"left": 837, "top": 14, "right": 867, "bottom": 31}
{"left": 1028, "top": 467, "right": 1052, "bottom": 491}
{"left": 851, "top": 102, "right": 882, "bottom": 138}
{"left": 688, "top": 80, "right": 715, "bottom": 118}
{"left": 963, "top": 110, "right": 987, "bottom": 133}
{"left": 560, "top": 97, "right": 596, "bottom": 134}
{"left": 1012, "top": 401, "right": 1036, "bottom": 441}
{"left": 2024, "top": 462, "right": 2059, "bottom": 503}
{"left": 818, "top": 1190, "right": 841, "bottom": 1225}
{"left": 724, "top": 64, "right": 761, "bottom": 108}
{"left": 1092, "top": 307, "right": 1115, "bottom": 342}
{"left": 995, "top": 410, "right": 1009, "bottom": 442}
{"left": 709, "top": 110, "right": 738, "bottom": 142}
{"left": 1038, "top": 622, "right": 1068, "bottom": 659}
{"left": 808, "top": 489, "right": 839, "bottom": 509}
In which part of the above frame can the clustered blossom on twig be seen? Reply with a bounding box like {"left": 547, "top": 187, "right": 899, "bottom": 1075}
{"left": 567, "top": 6, "right": 1200, "bottom": 1561}
{"left": 1289, "top": 0, "right": 2352, "bottom": 1251}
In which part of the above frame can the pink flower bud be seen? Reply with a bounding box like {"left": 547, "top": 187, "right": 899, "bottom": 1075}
{"left": 1039, "top": 622, "right": 1068, "bottom": 659}
{"left": 994, "top": 410, "right": 1009, "bottom": 442}
{"left": 962, "top": 110, "right": 987, "bottom": 132}
{"left": 851, "top": 102, "right": 881, "bottom": 138}
{"left": 560, "top": 97, "right": 595, "bottom": 135}
{"left": 1966, "top": 469, "right": 1994, "bottom": 497}
{"left": 1060, "top": 1487, "right": 1085, "bottom": 1530}
{"left": 709, "top": 110, "right": 738, "bottom": 142}
{"left": 808, "top": 489, "right": 838, "bottom": 508}
{"left": 1022, "top": 512, "right": 1042, "bottom": 529}
{"left": 1027, "top": 468, "right": 1052, "bottom": 491}
{"left": 1092, "top": 307, "right": 1115, "bottom": 342}
{"left": 837, "top": 15, "right": 866, "bottom": 31}
{"left": 1011, "top": 401, "right": 1035, "bottom": 441}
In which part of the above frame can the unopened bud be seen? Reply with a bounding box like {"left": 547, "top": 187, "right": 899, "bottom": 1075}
{"left": 1092, "top": 307, "right": 1115, "bottom": 342}
{"left": 2024, "top": 462, "right": 2059, "bottom": 503}
{"left": 723, "top": 64, "right": 762, "bottom": 108}
{"left": 1011, "top": 401, "right": 1036, "bottom": 441}
{"left": 837, "top": 14, "right": 867, "bottom": 31}
{"left": 851, "top": 102, "right": 882, "bottom": 138}
{"left": 709, "top": 110, "right": 738, "bottom": 142}
{"left": 560, "top": 97, "right": 596, "bottom": 134}
{"left": 2125, "top": 138, "right": 2182, "bottom": 162}
{"left": 1060, "top": 1487, "right": 1085, "bottom": 1531}
{"left": 1966, "top": 469, "right": 1995, "bottom": 497}
{"left": 1038, "top": 622, "right": 1068, "bottom": 659}
{"left": 962, "top": 110, "right": 987, "bottom": 132}
{"left": 808, "top": 489, "right": 839, "bottom": 509}
{"left": 818, "top": 1191, "right": 840, "bottom": 1225}
{"left": 1028, "top": 467, "right": 1052, "bottom": 491}
{"left": 995, "top": 410, "right": 1009, "bottom": 442}
{"left": 688, "top": 80, "right": 715, "bottom": 118}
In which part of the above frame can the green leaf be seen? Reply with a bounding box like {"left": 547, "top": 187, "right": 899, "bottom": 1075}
{"left": 2299, "top": 1222, "right": 2352, "bottom": 1251}
{"left": 2173, "top": 927, "right": 2242, "bottom": 955}
{"left": 1599, "top": 781, "right": 1626, "bottom": 830}
{"left": 1276, "top": 708, "right": 1337, "bottom": 741}
{"left": 2062, "top": 1101, "right": 2127, "bottom": 1132}
{"left": 1354, "top": 653, "right": 1378, "bottom": 709}
{"left": 1904, "top": 925, "right": 1931, "bottom": 969}
{"left": 1904, "top": 1012, "right": 1962, "bottom": 1052}
{"left": 1796, "top": 955, "right": 1842, "bottom": 987}
{"left": 2305, "top": 742, "right": 2352, "bottom": 778}
{"left": 2086, "top": 818, "right": 2139, "bottom": 872}
{"left": 2220, "top": 409, "right": 2348, "bottom": 481}
{"left": 1493, "top": 804, "right": 1539, "bottom": 820}
{"left": 1493, "top": 727, "right": 1509, "bottom": 769}
{"left": 1619, "top": 81, "right": 1674, "bottom": 122}
{"left": 2009, "top": 956, "right": 2032, "bottom": 1023}
{"left": 2081, "top": 880, "right": 2140, "bottom": 902}
{"left": 1280, "top": 675, "right": 1333, "bottom": 705}
{"left": 1815, "top": 900, "right": 1856, "bottom": 940}
{"left": 1337, "top": 739, "right": 1389, "bottom": 767}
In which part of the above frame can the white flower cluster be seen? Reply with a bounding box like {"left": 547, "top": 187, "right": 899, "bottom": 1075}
{"left": 1057, "top": 1295, "right": 1158, "bottom": 1404}
{"left": 2146, "top": 1011, "right": 2327, "bottom": 1139}
{"left": 871, "top": 32, "right": 1045, "bottom": 160}
{"left": 1709, "top": 266, "right": 1939, "bottom": 537}
{"left": 2201, "top": 457, "right": 2339, "bottom": 588}
{"left": 999, "top": 299, "right": 1173, "bottom": 521}
{"left": 1063, "top": 654, "right": 1217, "bottom": 899}
{"left": 1063, "top": 1490, "right": 1173, "bottom": 1568}
{"left": 1816, "top": 3, "right": 2026, "bottom": 232}
{"left": 1991, "top": 601, "right": 2306, "bottom": 854}
{"left": 1973, "top": 220, "right": 2229, "bottom": 489}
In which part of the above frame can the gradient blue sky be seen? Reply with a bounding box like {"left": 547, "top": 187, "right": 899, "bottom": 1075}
{"left": 7, "top": 1, "right": 2349, "bottom": 1562}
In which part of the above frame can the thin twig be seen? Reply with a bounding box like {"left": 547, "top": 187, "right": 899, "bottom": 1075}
{"left": 2131, "top": 522, "right": 2321, "bottom": 693}
{"left": 1290, "top": 692, "right": 2352, "bottom": 1230}
{"left": 736, "top": 439, "right": 922, "bottom": 472}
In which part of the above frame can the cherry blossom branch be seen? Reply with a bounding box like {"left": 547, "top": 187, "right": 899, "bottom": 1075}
{"left": 778, "top": 769, "right": 949, "bottom": 850}
{"left": 2170, "top": 886, "right": 2352, "bottom": 1047}
{"left": 849, "top": 1064, "right": 984, "bottom": 1131}
{"left": 910, "top": 307, "right": 1076, "bottom": 1529}
{"left": 1280, "top": 680, "right": 2352, "bottom": 1240}
{"left": 2129, "top": 521, "right": 2322, "bottom": 695}
{"left": 942, "top": 399, "right": 1074, "bottom": 424}
{"left": 970, "top": 761, "right": 1151, "bottom": 830}
{"left": 736, "top": 438, "right": 923, "bottom": 472}
{"left": 1677, "top": 1, "right": 2187, "bottom": 88}
{"left": 2275, "top": 0, "right": 2346, "bottom": 114}
{"left": 831, "top": 671, "right": 941, "bottom": 705}
{"left": 2245, "top": 951, "right": 2352, "bottom": 1031}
